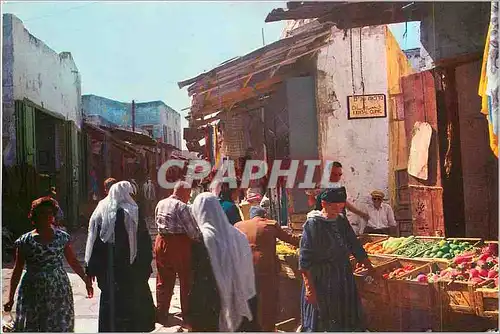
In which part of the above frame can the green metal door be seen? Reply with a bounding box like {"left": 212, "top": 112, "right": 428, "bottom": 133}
{"left": 15, "top": 100, "right": 36, "bottom": 166}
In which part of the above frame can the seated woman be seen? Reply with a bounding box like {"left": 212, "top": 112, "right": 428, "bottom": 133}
{"left": 85, "top": 181, "right": 155, "bottom": 332}
{"left": 189, "top": 192, "right": 259, "bottom": 332}
{"left": 300, "top": 187, "right": 375, "bottom": 332}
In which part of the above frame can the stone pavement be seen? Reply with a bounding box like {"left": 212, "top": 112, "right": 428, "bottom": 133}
{"left": 2, "top": 224, "right": 186, "bottom": 333}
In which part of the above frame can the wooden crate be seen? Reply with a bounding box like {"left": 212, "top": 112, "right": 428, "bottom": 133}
{"left": 475, "top": 280, "right": 499, "bottom": 319}
{"left": 389, "top": 263, "right": 438, "bottom": 310}
{"left": 277, "top": 275, "right": 301, "bottom": 329}
{"left": 278, "top": 254, "right": 300, "bottom": 280}
{"left": 383, "top": 259, "right": 434, "bottom": 306}
{"left": 436, "top": 280, "right": 478, "bottom": 314}
{"left": 358, "top": 234, "right": 389, "bottom": 245}
{"left": 354, "top": 258, "right": 398, "bottom": 303}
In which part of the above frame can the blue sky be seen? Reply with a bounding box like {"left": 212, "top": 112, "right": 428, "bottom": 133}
{"left": 3, "top": 1, "right": 420, "bottom": 148}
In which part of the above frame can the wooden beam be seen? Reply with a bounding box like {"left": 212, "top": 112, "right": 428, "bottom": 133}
{"left": 194, "top": 76, "right": 283, "bottom": 115}
{"left": 189, "top": 35, "right": 331, "bottom": 97}
{"left": 434, "top": 52, "right": 482, "bottom": 68}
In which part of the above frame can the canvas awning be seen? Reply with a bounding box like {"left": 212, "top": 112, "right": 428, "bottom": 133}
{"left": 178, "top": 23, "right": 333, "bottom": 121}
{"left": 265, "top": 2, "right": 431, "bottom": 28}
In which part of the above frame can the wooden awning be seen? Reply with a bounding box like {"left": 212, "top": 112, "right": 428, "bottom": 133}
{"left": 178, "top": 23, "right": 333, "bottom": 119}
{"left": 265, "top": 2, "right": 431, "bottom": 28}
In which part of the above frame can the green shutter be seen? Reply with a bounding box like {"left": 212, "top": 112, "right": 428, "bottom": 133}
{"left": 15, "top": 101, "right": 37, "bottom": 166}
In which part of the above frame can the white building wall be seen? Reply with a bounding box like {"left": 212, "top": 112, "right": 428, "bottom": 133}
{"left": 10, "top": 14, "right": 82, "bottom": 125}
{"left": 315, "top": 26, "right": 390, "bottom": 208}
{"left": 2, "top": 14, "right": 81, "bottom": 166}
{"left": 280, "top": 23, "right": 391, "bottom": 219}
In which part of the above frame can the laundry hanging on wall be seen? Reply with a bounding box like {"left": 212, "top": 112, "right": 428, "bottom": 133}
{"left": 479, "top": 1, "right": 499, "bottom": 157}
{"left": 407, "top": 121, "right": 433, "bottom": 180}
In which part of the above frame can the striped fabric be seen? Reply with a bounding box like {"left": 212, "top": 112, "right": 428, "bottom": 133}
{"left": 299, "top": 213, "right": 367, "bottom": 331}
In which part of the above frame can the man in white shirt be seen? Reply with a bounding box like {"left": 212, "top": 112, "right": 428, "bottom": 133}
{"left": 359, "top": 190, "right": 397, "bottom": 235}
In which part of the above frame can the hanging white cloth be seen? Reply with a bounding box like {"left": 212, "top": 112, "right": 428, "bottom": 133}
{"left": 191, "top": 192, "right": 256, "bottom": 332}
{"left": 84, "top": 181, "right": 139, "bottom": 265}
{"left": 407, "top": 121, "right": 433, "bottom": 180}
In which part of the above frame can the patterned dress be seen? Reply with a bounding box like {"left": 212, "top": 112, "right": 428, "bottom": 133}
{"left": 299, "top": 213, "right": 367, "bottom": 332}
{"left": 14, "top": 229, "right": 74, "bottom": 332}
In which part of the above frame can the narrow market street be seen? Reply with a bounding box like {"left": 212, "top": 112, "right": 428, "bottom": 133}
{"left": 2, "top": 225, "right": 186, "bottom": 333}
{"left": 2, "top": 1, "right": 499, "bottom": 332}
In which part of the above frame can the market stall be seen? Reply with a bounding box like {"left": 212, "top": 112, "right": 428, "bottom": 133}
{"left": 275, "top": 234, "right": 499, "bottom": 332}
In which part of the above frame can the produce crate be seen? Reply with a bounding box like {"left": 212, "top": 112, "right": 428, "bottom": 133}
{"left": 475, "top": 280, "right": 499, "bottom": 319}
{"left": 358, "top": 234, "right": 389, "bottom": 245}
{"left": 277, "top": 274, "right": 302, "bottom": 330}
{"left": 278, "top": 254, "right": 300, "bottom": 280}
{"left": 383, "top": 259, "right": 434, "bottom": 306}
{"left": 389, "top": 263, "right": 439, "bottom": 310}
{"left": 433, "top": 261, "right": 480, "bottom": 315}
{"left": 436, "top": 280, "right": 478, "bottom": 314}
{"left": 354, "top": 258, "right": 398, "bottom": 303}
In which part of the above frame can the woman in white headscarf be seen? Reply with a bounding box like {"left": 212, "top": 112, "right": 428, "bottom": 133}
{"left": 189, "top": 192, "right": 258, "bottom": 332}
{"left": 84, "top": 181, "right": 155, "bottom": 332}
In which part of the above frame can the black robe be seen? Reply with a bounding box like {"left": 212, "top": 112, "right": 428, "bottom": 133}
{"left": 87, "top": 208, "right": 156, "bottom": 332}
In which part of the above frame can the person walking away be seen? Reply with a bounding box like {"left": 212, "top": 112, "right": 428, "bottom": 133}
{"left": 154, "top": 181, "right": 201, "bottom": 326}
{"left": 142, "top": 176, "right": 156, "bottom": 219}
{"left": 189, "top": 192, "right": 258, "bottom": 331}
{"left": 84, "top": 181, "right": 155, "bottom": 332}
{"left": 239, "top": 189, "right": 263, "bottom": 221}
{"left": 218, "top": 182, "right": 243, "bottom": 225}
{"left": 235, "top": 206, "right": 300, "bottom": 331}
{"left": 359, "top": 190, "right": 397, "bottom": 235}
{"left": 300, "top": 187, "right": 375, "bottom": 331}
{"left": 4, "top": 197, "right": 93, "bottom": 332}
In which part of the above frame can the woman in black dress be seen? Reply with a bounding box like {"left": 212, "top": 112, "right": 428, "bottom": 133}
{"left": 84, "top": 181, "right": 155, "bottom": 332}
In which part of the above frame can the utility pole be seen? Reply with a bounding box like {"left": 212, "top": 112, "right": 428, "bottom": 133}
{"left": 261, "top": 28, "right": 266, "bottom": 46}
{"left": 132, "top": 100, "right": 136, "bottom": 132}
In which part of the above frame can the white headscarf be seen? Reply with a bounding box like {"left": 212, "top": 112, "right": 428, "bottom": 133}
{"left": 84, "top": 181, "right": 139, "bottom": 265}
{"left": 191, "top": 192, "right": 256, "bottom": 332}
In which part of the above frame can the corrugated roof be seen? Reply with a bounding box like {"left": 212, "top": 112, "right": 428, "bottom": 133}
{"left": 178, "top": 23, "right": 333, "bottom": 117}
{"left": 265, "top": 2, "right": 430, "bottom": 28}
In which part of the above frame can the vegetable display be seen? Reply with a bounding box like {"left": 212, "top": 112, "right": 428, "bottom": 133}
{"left": 277, "top": 240, "right": 299, "bottom": 256}
{"left": 382, "top": 265, "right": 416, "bottom": 280}
{"left": 363, "top": 237, "right": 478, "bottom": 260}
{"left": 405, "top": 244, "right": 499, "bottom": 287}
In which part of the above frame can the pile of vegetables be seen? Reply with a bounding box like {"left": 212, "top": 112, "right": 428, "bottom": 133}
{"left": 366, "top": 236, "right": 477, "bottom": 260}
{"left": 277, "top": 240, "right": 299, "bottom": 256}
{"left": 381, "top": 264, "right": 417, "bottom": 280}
{"left": 406, "top": 243, "right": 499, "bottom": 287}
{"left": 363, "top": 242, "right": 384, "bottom": 254}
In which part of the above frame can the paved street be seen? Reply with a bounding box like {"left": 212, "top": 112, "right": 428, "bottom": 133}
{"left": 2, "top": 225, "right": 186, "bottom": 333}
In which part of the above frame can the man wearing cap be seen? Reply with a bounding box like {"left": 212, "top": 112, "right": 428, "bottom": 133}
{"left": 239, "top": 189, "right": 263, "bottom": 221}
{"left": 359, "top": 190, "right": 397, "bottom": 235}
{"left": 235, "top": 206, "right": 300, "bottom": 332}
{"left": 300, "top": 187, "right": 373, "bottom": 332}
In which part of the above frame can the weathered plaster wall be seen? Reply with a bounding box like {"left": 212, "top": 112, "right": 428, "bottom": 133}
{"left": 420, "top": 2, "right": 490, "bottom": 63}
{"left": 314, "top": 25, "right": 390, "bottom": 213}
{"left": 2, "top": 14, "right": 82, "bottom": 166}
{"left": 82, "top": 94, "right": 182, "bottom": 148}
{"left": 3, "top": 14, "right": 15, "bottom": 166}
